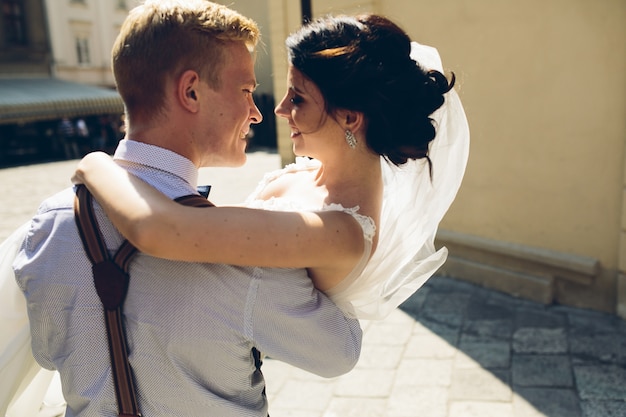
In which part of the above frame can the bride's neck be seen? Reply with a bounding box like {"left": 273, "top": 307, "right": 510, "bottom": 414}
{"left": 317, "top": 152, "right": 383, "bottom": 211}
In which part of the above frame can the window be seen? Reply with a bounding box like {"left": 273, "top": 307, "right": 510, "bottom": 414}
{"left": 75, "top": 37, "right": 90, "bottom": 65}
{"left": 71, "top": 21, "right": 92, "bottom": 66}
{"left": 2, "top": 0, "right": 26, "bottom": 45}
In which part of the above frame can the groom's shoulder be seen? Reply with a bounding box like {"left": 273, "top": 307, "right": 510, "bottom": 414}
{"left": 35, "top": 186, "right": 76, "bottom": 215}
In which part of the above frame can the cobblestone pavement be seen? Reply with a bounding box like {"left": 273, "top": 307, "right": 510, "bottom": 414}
{"left": 2, "top": 153, "right": 626, "bottom": 417}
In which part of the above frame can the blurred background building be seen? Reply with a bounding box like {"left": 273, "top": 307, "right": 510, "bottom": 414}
{"left": 0, "top": 0, "right": 139, "bottom": 165}
{"left": 1, "top": 0, "right": 625, "bottom": 320}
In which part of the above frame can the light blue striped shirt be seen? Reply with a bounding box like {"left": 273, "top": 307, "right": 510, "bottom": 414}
{"left": 14, "top": 140, "right": 362, "bottom": 417}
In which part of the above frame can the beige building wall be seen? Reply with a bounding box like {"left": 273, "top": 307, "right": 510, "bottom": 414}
{"left": 268, "top": 0, "right": 626, "bottom": 316}
{"left": 267, "top": 0, "right": 308, "bottom": 166}
{"left": 44, "top": 0, "right": 141, "bottom": 87}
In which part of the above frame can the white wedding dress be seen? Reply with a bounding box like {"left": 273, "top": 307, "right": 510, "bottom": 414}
{"left": 0, "top": 41, "right": 469, "bottom": 414}
{"left": 247, "top": 43, "right": 469, "bottom": 320}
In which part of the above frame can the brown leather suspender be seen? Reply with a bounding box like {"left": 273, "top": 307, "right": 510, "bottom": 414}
{"left": 74, "top": 184, "right": 213, "bottom": 417}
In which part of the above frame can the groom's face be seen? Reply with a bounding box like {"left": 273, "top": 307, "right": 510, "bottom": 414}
{"left": 196, "top": 42, "right": 262, "bottom": 168}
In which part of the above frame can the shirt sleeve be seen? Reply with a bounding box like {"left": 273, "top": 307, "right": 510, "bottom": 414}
{"left": 247, "top": 266, "right": 362, "bottom": 378}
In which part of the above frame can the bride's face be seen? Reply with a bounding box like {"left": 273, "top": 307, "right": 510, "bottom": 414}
{"left": 275, "top": 66, "right": 344, "bottom": 159}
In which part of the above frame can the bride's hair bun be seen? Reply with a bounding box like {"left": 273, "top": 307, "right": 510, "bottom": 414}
{"left": 286, "top": 13, "right": 454, "bottom": 167}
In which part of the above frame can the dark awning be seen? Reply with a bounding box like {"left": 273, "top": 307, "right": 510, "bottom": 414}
{"left": 0, "top": 78, "right": 123, "bottom": 125}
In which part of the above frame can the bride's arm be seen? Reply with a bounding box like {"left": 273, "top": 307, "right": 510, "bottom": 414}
{"left": 73, "top": 152, "right": 364, "bottom": 271}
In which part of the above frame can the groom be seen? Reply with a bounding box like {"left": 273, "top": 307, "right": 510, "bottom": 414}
{"left": 13, "top": 1, "right": 361, "bottom": 416}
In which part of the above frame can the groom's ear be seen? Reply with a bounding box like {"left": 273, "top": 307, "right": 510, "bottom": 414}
{"left": 177, "top": 70, "right": 200, "bottom": 113}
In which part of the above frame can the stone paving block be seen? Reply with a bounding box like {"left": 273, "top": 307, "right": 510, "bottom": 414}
{"left": 449, "top": 400, "right": 515, "bottom": 417}
{"left": 264, "top": 359, "right": 294, "bottom": 397}
{"left": 467, "top": 298, "right": 515, "bottom": 321}
{"left": 264, "top": 361, "right": 332, "bottom": 384}
{"left": 333, "top": 368, "right": 395, "bottom": 398}
{"left": 404, "top": 332, "right": 458, "bottom": 359}
{"left": 412, "top": 319, "right": 460, "bottom": 348}
{"left": 289, "top": 367, "right": 333, "bottom": 383}
{"left": 412, "top": 313, "right": 462, "bottom": 333}
{"left": 515, "top": 307, "right": 567, "bottom": 328}
{"left": 558, "top": 306, "right": 626, "bottom": 334}
{"left": 362, "top": 321, "right": 414, "bottom": 347}
{"left": 469, "top": 284, "right": 497, "bottom": 301}
{"left": 411, "top": 320, "right": 440, "bottom": 335}
{"left": 486, "top": 290, "right": 542, "bottom": 310}
{"left": 450, "top": 368, "right": 512, "bottom": 401}
{"left": 569, "top": 333, "right": 626, "bottom": 365}
{"left": 579, "top": 400, "right": 626, "bottom": 417}
{"left": 385, "top": 307, "right": 420, "bottom": 325}
{"left": 512, "top": 355, "right": 573, "bottom": 387}
{"left": 420, "top": 310, "right": 465, "bottom": 327}
{"left": 323, "top": 398, "right": 388, "bottom": 417}
{"left": 269, "top": 380, "right": 334, "bottom": 412}
{"left": 354, "top": 344, "right": 405, "bottom": 370}
{"left": 428, "top": 276, "right": 480, "bottom": 294}
{"left": 0, "top": 160, "right": 79, "bottom": 241}
{"left": 462, "top": 318, "right": 514, "bottom": 340}
{"left": 422, "top": 291, "right": 472, "bottom": 317}
{"left": 394, "top": 358, "right": 452, "bottom": 387}
{"left": 574, "top": 365, "right": 626, "bottom": 400}
{"left": 387, "top": 386, "right": 448, "bottom": 417}
{"left": 512, "top": 327, "right": 568, "bottom": 354}
{"left": 513, "top": 388, "right": 581, "bottom": 417}
{"left": 455, "top": 340, "right": 511, "bottom": 369}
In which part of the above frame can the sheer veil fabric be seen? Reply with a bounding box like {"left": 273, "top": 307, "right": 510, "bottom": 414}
{"left": 326, "top": 42, "right": 470, "bottom": 320}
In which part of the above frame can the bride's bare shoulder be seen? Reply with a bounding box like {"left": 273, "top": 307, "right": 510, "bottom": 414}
{"left": 256, "top": 168, "right": 318, "bottom": 202}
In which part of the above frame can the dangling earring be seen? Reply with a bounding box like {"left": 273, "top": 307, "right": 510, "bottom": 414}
{"left": 345, "top": 129, "right": 357, "bottom": 149}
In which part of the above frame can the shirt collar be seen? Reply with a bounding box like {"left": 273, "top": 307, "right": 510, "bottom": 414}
{"left": 113, "top": 139, "right": 199, "bottom": 187}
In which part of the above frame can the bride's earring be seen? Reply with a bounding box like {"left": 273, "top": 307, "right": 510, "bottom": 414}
{"left": 345, "top": 129, "right": 357, "bottom": 149}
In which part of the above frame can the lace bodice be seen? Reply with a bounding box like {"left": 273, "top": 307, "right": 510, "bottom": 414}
{"left": 245, "top": 157, "right": 376, "bottom": 243}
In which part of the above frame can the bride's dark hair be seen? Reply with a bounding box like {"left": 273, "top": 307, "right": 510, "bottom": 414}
{"left": 286, "top": 14, "right": 454, "bottom": 166}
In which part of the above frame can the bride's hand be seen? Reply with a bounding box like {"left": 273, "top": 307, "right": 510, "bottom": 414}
{"left": 71, "top": 151, "right": 113, "bottom": 185}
